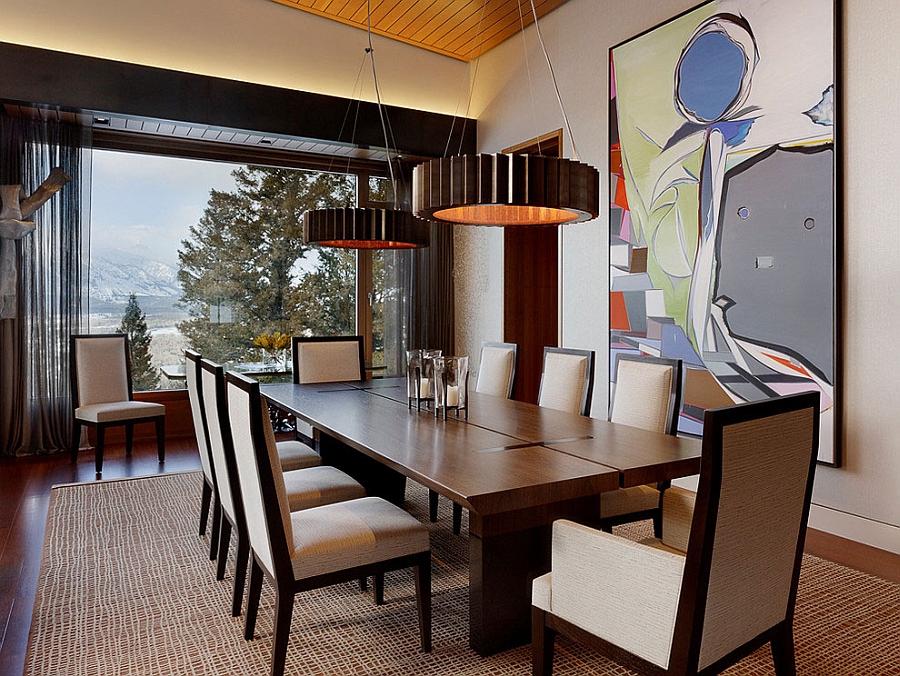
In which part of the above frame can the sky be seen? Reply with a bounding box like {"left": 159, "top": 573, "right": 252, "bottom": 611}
{"left": 90, "top": 150, "right": 242, "bottom": 269}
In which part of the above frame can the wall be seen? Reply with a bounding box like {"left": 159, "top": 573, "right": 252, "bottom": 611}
{"left": 463, "top": 0, "right": 900, "bottom": 554}
{"left": 0, "top": 0, "right": 468, "bottom": 115}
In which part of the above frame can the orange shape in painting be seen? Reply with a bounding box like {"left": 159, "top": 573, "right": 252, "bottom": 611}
{"left": 610, "top": 292, "right": 630, "bottom": 331}
{"left": 614, "top": 174, "right": 629, "bottom": 210}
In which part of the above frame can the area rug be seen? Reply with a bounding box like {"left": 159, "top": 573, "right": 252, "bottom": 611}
{"left": 25, "top": 472, "right": 900, "bottom": 675}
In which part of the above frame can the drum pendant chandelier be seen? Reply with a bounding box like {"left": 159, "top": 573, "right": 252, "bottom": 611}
{"left": 413, "top": 0, "right": 599, "bottom": 228}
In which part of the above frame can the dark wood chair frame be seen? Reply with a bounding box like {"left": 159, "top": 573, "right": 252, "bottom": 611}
{"left": 430, "top": 340, "right": 520, "bottom": 534}
{"left": 227, "top": 371, "right": 432, "bottom": 676}
{"left": 69, "top": 333, "right": 165, "bottom": 474}
{"left": 599, "top": 354, "right": 683, "bottom": 537}
{"left": 537, "top": 346, "right": 596, "bottom": 417}
{"left": 533, "top": 391, "right": 820, "bottom": 676}
{"left": 185, "top": 349, "right": 221, "bottom": 561}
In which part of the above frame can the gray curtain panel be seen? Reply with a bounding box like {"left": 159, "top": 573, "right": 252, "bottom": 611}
{"left": 0, "top": 113, "right": 91, "bottom": 456}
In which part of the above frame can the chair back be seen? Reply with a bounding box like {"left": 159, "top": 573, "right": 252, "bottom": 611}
{"left": 226, "top": 371, "right": 294, "bottom": 580}
{"left": 200, "top": 359, "right": 239, "bottom": 524}
{"left": 292, "top": 336, "right": 365, "bottom": 384}
{"left": 70, "top": 334, "right": 132, "bottom": 407}
{"left": 609, "top": 354, "right": 682, "bottom": 435}
{"left": 671, "top": 391, "right": 820, "bottom": 673}
{"left": 475, "top": 341, "right": 517, "bottom": 398}
{"left": 537, "top": 347, "right": 595, "bottom": 416}
{"left": 184, "top": 350, "right": 215, "bottom": 486}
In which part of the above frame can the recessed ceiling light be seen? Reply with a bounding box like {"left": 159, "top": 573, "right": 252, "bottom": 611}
{"left": 93, "top": 117, "right": 110, "bottom": 125}
{"left": 258, "top": 138, "right": 274, "bottom": 145}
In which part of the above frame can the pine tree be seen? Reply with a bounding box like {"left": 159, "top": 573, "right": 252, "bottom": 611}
{"left": 118, "top": 293, "right": 159, "bottom": 391}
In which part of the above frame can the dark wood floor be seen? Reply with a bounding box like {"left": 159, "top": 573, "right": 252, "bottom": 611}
{"left": 1, "top": 438, "right": 897, "bottom": 676}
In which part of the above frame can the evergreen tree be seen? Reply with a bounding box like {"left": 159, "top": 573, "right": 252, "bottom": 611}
{"left": 118, "top": 293, "right": 159, "bottom": 391}
{"left": 177, "top": 166, "right": 357, "bottom": 363}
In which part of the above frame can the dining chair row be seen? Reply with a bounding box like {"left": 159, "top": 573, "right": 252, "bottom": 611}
{"left": 185, "top": 337, "right": 431, "bottom": 676}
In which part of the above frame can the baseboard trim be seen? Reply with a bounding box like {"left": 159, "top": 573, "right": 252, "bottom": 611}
{"left": 808, "top": 503, "right": 900, "bottom": 555}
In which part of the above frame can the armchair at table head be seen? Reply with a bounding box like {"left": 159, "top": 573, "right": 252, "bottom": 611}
{"left": 475, "top": 341, "right": 518, "bottom": 399}
{"left": 600, "top": 354, "right": 683, "bottom": 537}
{"left": 537, "top": 346, "right": 595, "bottom": 416}
{"left": 532, "top": 390, "right": 820, "bottom": 676}
{"left": 70, "top": 333, "right": 165, "bottom": 474}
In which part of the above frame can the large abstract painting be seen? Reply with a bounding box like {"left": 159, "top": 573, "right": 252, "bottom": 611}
{"left": 609, "top": 0, "right": 840, "bottom": 464}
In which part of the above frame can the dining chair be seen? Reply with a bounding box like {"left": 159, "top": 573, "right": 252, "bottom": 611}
{"left": 537, "top": 346, "right": 595, "bottom": 416}
{"left": 69, "top": 333, "right": 165, "bottom": 474}
{"left": 201, "top": 359, "right": 368, "bottom": 617}
{"left": 532, "top": 391, "right": 820, "bottom": 676}
{"left": 226, "top": 371, "right": 431, "bottom": 676}
{"left": 185, "top": 350, "right": 221, "bottom": 560}
{"left": 600, "top": 354, "right": 683, "bottom": 537}
{"left": 429, "top": 340, "right": 519, "bottom": 535}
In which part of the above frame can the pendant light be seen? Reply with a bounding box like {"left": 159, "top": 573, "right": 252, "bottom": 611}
{"left": 412, "top": 0, "right": 600, "bottom": 227}
{"left": 303, "top": 2, "right": 429, "bottom": 249}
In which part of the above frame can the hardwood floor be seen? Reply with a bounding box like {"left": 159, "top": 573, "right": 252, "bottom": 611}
{"left": 1, "top": 438, "right": 897, "bottom": 676}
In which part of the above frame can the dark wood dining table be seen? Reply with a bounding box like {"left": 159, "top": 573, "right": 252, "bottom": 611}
{"left": 260, "top": 378, "right": 701, "bottom": 656}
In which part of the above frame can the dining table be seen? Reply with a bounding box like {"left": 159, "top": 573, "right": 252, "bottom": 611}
{"left": 260, "top": 377, "right": 701, "bottom": 656}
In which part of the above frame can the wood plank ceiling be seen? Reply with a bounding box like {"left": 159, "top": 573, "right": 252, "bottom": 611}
{"left": 269, "top": 0, "right": 571, "bottom": 61}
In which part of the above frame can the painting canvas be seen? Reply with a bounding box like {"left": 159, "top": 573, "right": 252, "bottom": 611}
{"left": 609, "top": 0, "right": 839, "bottom": 464}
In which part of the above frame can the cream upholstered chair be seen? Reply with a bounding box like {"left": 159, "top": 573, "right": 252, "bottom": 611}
{"left": 430, "top": 340, "right": 519, "bottom": 534}
{"left": 185, "top": 350, "right": 221, "bottom": 560}
{"left": 201, "top": 360, "right": 367, "bottom": 617}
{"left": 475, "top": 341, "right": 518, "bottom": 398}
{"left": 532, "top": 391, "right": 820, "bottom": 676}
{"left": 70, "top": 333, "right": 165, "bottom": 474}
{"left": 226, "top": 371, "right": 431, "bottom": 676}
{"left": 601, "top": 354, "right": 682, "bottom": 537}
{"left": 537, "top": 347, "right": 595, "bottom": 416}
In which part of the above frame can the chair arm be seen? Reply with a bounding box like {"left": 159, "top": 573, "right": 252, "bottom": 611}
{"left": 544, "top": 519, "right": 685, "bottom": 670}
{"left": 660, "top": 486, "right": 695, "bottom": 553}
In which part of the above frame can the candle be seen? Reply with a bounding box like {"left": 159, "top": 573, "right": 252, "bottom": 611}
{"left": 420, "top": 379, "right": 431, "bottom": 398}
{"left": 446, "top": 385, "right": 459, "bottom": 407}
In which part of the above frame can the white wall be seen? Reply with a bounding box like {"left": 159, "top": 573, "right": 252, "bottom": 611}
{"left": 464, "top": 0, "right": 900, "bottom": 553}
{"left": 0, "top": 0, "right": 468, "bottom": 115}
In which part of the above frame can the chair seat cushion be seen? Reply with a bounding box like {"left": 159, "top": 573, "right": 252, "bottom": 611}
{"left": 276, "top": 439, "right": 322, "bottom": 471}
{"left": 283, "top": 466, "right": 366, "bottom": 512}
{"left": 600, "top": 484, "right": 660, "bottom": 519}
{"left": 75, "top": 401, "right": 165, "bottom": 424}
{"left": 290, "top": 496, "right": 430, "bottom": 581}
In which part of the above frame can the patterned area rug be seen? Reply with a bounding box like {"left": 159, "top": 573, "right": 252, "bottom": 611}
{"left": 26, "top": 472, "right": 900, "bottom": 675}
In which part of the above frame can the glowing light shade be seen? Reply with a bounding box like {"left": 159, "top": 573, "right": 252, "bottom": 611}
{"left": 303, "top": 207, "right": 429, "bottom": 249}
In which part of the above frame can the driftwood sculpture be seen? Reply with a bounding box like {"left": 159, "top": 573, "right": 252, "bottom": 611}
{"left": 0, "top": 167, "right": 70, "bottom": 319}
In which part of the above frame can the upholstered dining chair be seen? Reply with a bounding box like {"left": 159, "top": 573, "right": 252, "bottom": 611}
{"left": 70, "top": 333, "right": 165, "bottom": 474}
{"left": 537, "top": 346, "right": 595, "bottom": 416}
{"left": 429, "top": 340, "right": 519, "bottom": 535}
{"left": 532, "top": 391, "right": 820, "bottom": 676}
{"left": 185, "top": 350, "right": 221, "bottom": 560}
{"left": 600, "top": 354, "right": 683, "bottom": 537}
{"left": 201, "top": 359, "right": 367, "bottom": 617}
{"left": 226, "top": 371, "right": 431, "bottom": 676}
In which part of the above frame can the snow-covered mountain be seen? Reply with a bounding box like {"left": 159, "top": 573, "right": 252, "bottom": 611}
{"left": 90, "top": 248, "right": 181, "bottom": 302}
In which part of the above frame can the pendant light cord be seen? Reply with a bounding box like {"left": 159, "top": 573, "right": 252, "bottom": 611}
{"left": 366, "top": 0, "right": 399, "bottom": 208}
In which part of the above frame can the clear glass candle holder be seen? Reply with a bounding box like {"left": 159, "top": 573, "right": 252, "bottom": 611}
{"left": 407, "top": 348, "right": 441, "bottom": 410}
{"left": 434, "top": 355, "right": 469, "bottom": 420}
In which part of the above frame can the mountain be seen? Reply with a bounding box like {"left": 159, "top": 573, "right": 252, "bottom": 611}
{"left": 90, "top": 248, "right": 182, "bottom": 302}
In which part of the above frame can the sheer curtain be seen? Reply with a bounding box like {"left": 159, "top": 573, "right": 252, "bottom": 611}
{"left": 0, "top": 114, "right": 91, "bottom": 456}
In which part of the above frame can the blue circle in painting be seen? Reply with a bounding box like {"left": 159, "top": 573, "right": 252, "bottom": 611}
{"left": 677, "top": 32, "right": 746, "bottom": 123}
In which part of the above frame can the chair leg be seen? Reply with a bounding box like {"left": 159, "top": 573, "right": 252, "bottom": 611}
{"left": 232, "top": 530, "right": 250, "bottom": 617}
{"left": 209, "top": 500, "right": 222, "bottom": 562}
{"left": 199, "top": 481, "right": 212, "bottom": 537}
{"left": 532, "top": 606, "right": 556, "bottom": 676}
{"left": 414, "top": 554, "right": 432, "bottom": 653}
{"left": 155, "top": 417, "right": 166, "bottom": 463}
{"left": 771, "top": 623, "right": 797, "bottom": 676}
{"left": 428, "top": 489, "right": 439, "bottom": 522}
{"left": 125, "top": 422, "right": 134, "bottom": 456}
{"left": 359, "top": 577, "right": 368, "bottom": 592}
{"left": 452, "top": 503, "right": 463, "bottom": 535}
{"left": 270, "top": 584, "right": 295, "bottom": 676}
{"left": 216, "top": 515, "right": 231, "bottom": 579}
{"left": 245, "top": 558, "right": 264, "bottom": 640}
{"left": 95, "top": 426, "right": 105, "bottom": 474}
{"left": 374, "top": 573, "right": 385, "bottom": 606}
{"left": 652, "top": 510, "right": 663, "bottom": 539}
{"left": 70, "top": 421, "right": 82, "bottom": 463}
